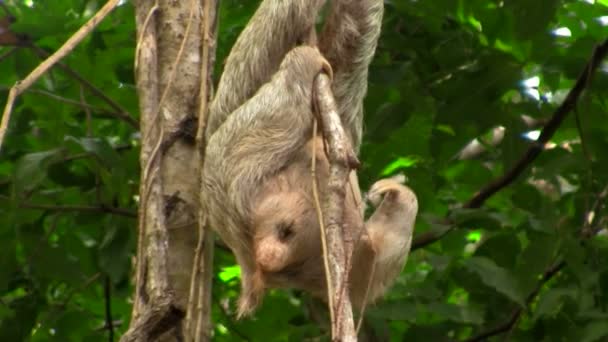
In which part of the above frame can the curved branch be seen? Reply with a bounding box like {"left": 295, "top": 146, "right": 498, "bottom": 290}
{"left": 0, "top": 0, "right": 123, "bottom": 152}
{"left": 466, "top": 261, "right": 566, "bottom": 342}
{"left": 412, "top": 38, "right": 608, "bottom": 251}
{"left": 314, "top": 73, "right": 359, "bottom": 342}
{"left": 20, "top": 202, "right": 136, "bottom": 218}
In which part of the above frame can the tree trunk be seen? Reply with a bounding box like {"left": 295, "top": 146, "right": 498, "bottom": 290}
{"left": 122, "top": 1, "right": 217, "bottom": 341}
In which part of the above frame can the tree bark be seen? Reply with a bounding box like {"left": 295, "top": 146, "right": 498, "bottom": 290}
{"left": 314, "top": 74, "right": 359, "bottom": 342}
{"left": 123, "top": 1, "right": 217, "bottom": 341}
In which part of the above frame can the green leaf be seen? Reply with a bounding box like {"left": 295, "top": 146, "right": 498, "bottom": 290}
{"left": 219, "top": 265, "right": 241, "bottom": 282}
{"left": 13, "top": 149, "right": 61, "bottom": 193}
{"left": 426, "top": 302, "right": 484, "bottom": 324}
{"left": 581, "top": 321, "right": 608, "bottom": 342}
{"left": 533, "top": 288, "right": 577, "bottom": 320}
{"left": 369, "top": 301, "right": 418, "bottom": 321}
{"left": 465, "top": 257, "right": 525, "bottom": 305}
{"left": 65, "top": 136, "right": 121, "bottom": 169}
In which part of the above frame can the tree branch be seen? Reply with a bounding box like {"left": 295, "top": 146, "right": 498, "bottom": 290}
{"left": 29, "top": 46, "right": 138, "bottom": 129}
{"left": 412, "top": 38, "right": 608, "bottom": 251}
{"left": 19, "top": 202, "right": 136, "bottom": 218}
{"left": 0, "top": 0, "right": 123, "bottom": 152}
{"left": 468, "top": 182, "right": 608, "bottom": 341}
{"left": 314, "top": 73, "right": 359, "bottom": 342}
{"left": 104, "top": 275, "right": 115, "bottom": 342}
{"left": 466, "top": 260, "right": 566, "bottom": 342}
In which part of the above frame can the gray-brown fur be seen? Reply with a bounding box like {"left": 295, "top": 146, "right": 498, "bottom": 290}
{"left": 202, "top": 0, "right": 418, "bottom": 318}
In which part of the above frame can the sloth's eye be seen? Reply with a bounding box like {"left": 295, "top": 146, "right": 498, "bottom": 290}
{"left": 276, "top": 221, "right": 295, "bottom": 241}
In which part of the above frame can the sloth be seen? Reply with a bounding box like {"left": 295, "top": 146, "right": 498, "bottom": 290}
{"left": 202, "top": 0, "right": 418, "bottom": 317}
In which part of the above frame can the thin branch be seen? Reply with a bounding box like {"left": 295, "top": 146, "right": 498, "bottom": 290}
{"left": 23, "top": 88, "right": 104, "bottom": 112}
{"left": 104, "top": 275, "right": 115, "bottom": 342}
{"left": 467, "top": 182, "right": 608, "bottom": 341}
{"left": 13, "top": 87, "right": 135, "bottom": 125}
{"left": 0, "top": 0, "right": 123, "bottom": 152}
{"left": 0, "top": 46, "right": 18, "bottom": 62}
{"left": 466, "top": 260, "right": 566, "bottom": 342}
{"left": 465, "top": 38, "right": 608, "bottom": 209}
{"left": 0, "top": 2, "right": 12, "bottom": 17}
{"left": 80, "top": 85, "right": 93, "bottom": 136}
{"left": 314, "top": 73, "right": 359, "bottom": 342}
{"left": 29, "top": 45, "right": 138, "bottom": 128}
{"left": 311, "top": 119, "right": 335, "bottom": 325}
{"left": 20, "top": 202, "right": 137, "bottom": 218}
{"left": 412, "top": 38, "right": 608, "bottom": 251}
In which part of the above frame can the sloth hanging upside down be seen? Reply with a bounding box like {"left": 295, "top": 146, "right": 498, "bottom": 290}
{"left": 202, "top": 0, "right": 418, "bottom": 318}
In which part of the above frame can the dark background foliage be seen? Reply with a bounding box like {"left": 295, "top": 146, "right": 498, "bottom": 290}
{"left": 1, "top": 0, "right": 608, "bottom": 340}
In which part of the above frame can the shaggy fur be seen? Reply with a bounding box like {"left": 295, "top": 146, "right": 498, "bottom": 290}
{"left": 202, "top": 0, "right": 418, "bottom": 317}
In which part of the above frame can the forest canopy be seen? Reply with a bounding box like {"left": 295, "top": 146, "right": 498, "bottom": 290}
{"left": 1, "top": 0, "right": 608, "bottom": 341}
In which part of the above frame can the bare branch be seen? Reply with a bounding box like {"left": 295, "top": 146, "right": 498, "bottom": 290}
{"left": 29, "top": 46, "right": 138, "bottom": 128}
{"left": 314, "top": 73, "right": 359, "bottom": 342}
{"left": 467, "top": 183, "right": 608, "bottom": 341}
{"left": 20, "top": 202, "right": 136, "bottom": 218}
{"left": 0, "top": 0, "right": 123, "bottom": 152}
{"left": 0, "top": 46, "right": 18, "bottom": 62}
{"left": 465, "top": 39, "right": 608, "bottom": 209}
{"left": 412, "top": 38, "right": 608, "bottom": 251}
{"left": 466, "top": 260, "right": 566, "bottom": 342}
{"left": 104, "top": 275, "right": 115, "bottom": 342}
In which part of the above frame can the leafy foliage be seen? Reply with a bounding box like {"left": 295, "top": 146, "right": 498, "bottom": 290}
{"left": 1, "top": 0, "right": 608, "bottom": 341}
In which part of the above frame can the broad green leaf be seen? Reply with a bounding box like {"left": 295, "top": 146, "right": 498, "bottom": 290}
{"left": 13, "top": 149, "right": 61, "bottom": 193}
{"left": 465, "top": 257, "right": 525, "bottom": 305}
{"left": 581, "top": 321, "right": 608, "bottom": 342}
{"left": 533, "top": 288, "right": 577, "bottom": 320}
{"left": 219, "top": 265, "right": 241, "bottom": 282}
{"left": 65, "top": 136, "right": 121, "bottom": 169}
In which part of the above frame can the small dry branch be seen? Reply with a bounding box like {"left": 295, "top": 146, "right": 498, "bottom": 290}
{"left": 0, "top": 0, "right": 122, "bottom": 152}
{"left": 412, "top": 37, "right": 608, "bottom": 251}
{"left": 313, "top": 73, "right": 359, "bottom": 342}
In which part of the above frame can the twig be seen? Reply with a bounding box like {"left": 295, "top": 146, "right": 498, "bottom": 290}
{"left": 0, "top": 2, "right": 12, "bottom": 16}
{"left": 311, "top": 119, "right": 335, "bottom": 327}
{"left": 104, "top": 275, "right": 115, "bottom": 342}
{"left": 465, "top": 38, "right": 608, "bottom": 209}
{"left": 468, "top": 182, "right": 608, "bottom": 341}
{"left": 29, "top": 46, "right": 137, "bottom": 128}
{"left": 195, "top": 230, "right": 215, "bottom": 342}
{"left": 0, "top": 46, "right": 18, "bottom": 62}
{"left": 0, "top": 0, "right": 122, "bottom": 152}
{"left": 412, "top": 38, "right": 608, "bottom": 251}
{"left": 313, "top": 73, "right": 359, "bottom": 342}
{"left": 466, "top": 260, "right": 566, "bottom": 342}
{"left": 80, "top": 85, "right": 93, "bottom": 136}
{"left": 23, "top": 88, "right": 102, "bottom": 111}
{"left": 20, "top": 202, "right": 136, "bottom": 218}
{"left": 0, "top": 86, "right": 126, "bottom": 123}
{"left": 133, "top": 3, "right": 159, "bottom": 71}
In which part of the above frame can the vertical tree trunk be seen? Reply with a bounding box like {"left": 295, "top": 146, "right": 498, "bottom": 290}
{"left": 122, "top": 1, "right": 217, "bottom": 341}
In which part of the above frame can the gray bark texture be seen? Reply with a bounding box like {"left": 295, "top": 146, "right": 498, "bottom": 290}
{"left": 122, "top": 1, "right": 217, "bottom": 341}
